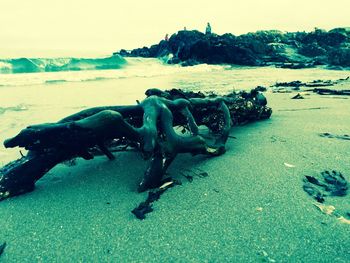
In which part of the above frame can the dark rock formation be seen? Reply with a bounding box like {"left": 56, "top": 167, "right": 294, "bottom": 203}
{"left": 115, "top": 28, "right": 350, "bottom": 68}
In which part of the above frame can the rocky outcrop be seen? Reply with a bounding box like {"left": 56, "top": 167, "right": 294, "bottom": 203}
{"left": 115, "top": 28, "right": 350, "bottom": 68}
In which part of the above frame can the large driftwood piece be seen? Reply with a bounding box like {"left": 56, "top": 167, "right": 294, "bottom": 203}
{"left": 0, "top": 88, "right": 272, "bottom": 201}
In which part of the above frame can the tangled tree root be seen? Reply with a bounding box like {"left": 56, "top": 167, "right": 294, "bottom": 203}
{"left": 0, "top": 88, "right": 272, "bottom": 201}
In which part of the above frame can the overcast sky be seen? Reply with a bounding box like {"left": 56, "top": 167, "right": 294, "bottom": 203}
{"left": 0, "top": 0, "right": 349, "bottom": 57}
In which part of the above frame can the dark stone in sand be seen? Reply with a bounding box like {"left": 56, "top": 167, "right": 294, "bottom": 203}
{"left": 291, "top": 93, "right": 304, "bottom": 99}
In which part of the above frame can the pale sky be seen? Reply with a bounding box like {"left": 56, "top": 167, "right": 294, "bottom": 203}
{"left": 0, "top": 0, "right": 349, "bottom": 58}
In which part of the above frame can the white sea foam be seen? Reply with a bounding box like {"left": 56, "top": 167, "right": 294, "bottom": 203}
{"left": 1, "top": 57, "right": 348, "bottom": 89}
{"left": 0, "top": 57, "right": 226, "bottom": 87}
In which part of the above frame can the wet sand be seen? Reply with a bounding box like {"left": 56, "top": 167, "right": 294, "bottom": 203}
{"left": 0, "top": 86, "right": 349, "bottom": 262}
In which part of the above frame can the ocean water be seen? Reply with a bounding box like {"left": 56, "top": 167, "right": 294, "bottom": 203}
{"left": 0, "top": 57, "right": 349, "bottom": 163}
{"left": 0, "top": 55, "right": 126, "bottom": 75}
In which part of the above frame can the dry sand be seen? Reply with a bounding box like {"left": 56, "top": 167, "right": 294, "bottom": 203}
{"left": 0, "top": 85, "right": 349, "bottom": 262}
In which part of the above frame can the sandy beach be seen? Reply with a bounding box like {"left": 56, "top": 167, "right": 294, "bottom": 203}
{"left": 0, "top": 76, "right": 349, "bottom": 262}
{"left": 1, "top": 0, "right": 350, "bottom": 261}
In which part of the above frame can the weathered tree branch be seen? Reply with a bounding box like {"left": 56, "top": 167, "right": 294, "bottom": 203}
{"left": 0, "top": 88, "right": 272, "bottom": 201}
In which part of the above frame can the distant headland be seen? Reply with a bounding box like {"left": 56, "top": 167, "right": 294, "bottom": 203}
{"left": 114, "top": 27, "right": 350, "bottom": 69}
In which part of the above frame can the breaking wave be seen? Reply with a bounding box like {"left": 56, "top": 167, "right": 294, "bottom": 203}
{"left": 0, "top": 55, "right": 126, "bottom": 74}
{"left": 0, "top": 57, "right": 230, "bottom": 87}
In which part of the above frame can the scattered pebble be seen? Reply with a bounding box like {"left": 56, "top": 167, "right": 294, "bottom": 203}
{"left": 337, "top": 216, "right": 350, "bottom": 225}
{"left": 313, "top": 203, "right": 335, "bottom": 215}
{"left": 284, "top": 162, "right": 295, "bottom": 168}
{"left": 258, "top": 250, "right": 276, "bottom": 262}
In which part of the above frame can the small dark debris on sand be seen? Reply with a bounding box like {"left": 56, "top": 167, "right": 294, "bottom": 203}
{"left": 279, "top": 107, "right": 328, "bottom": 112}
{"left": 132, "top": 179, "right": 182, "bottom": 220}
{"left": 181, "top": 169, "right": 209, "bottom": 181}
{"left": 0, "top": 242, "right": 6, "bottom": 256}
{"left": 272, "top": 77, "right": 350, "bottom": 95}
{"left": 274, "top": 77, "right": 349, "bottom": 89}
{"left": 257, "top": 250, "right": 276, "bottom": 263}
{"left": 308, "top": 88, "right": 350, "bottom": 96}
{"left": 303, "top": 170, "right": 348, "bottom": 203}
{"left": 319, "top": 133, "right": 350, "bottom": 141}
{"left": 274, "top": 80, "right": 304, "bottom": 90}
{"left": 291, "top": 93, "right": 305, "bottom": 99}
{"left": 270, "top": 135, "right": 286, "bottom": 143}
{"left": 132, "top": 169, "right": 210, "bottom": 219}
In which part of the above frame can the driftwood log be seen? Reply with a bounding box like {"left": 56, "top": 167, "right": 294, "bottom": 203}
{"left": 0, "top": 88, "right": 272, "bottom": 201}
